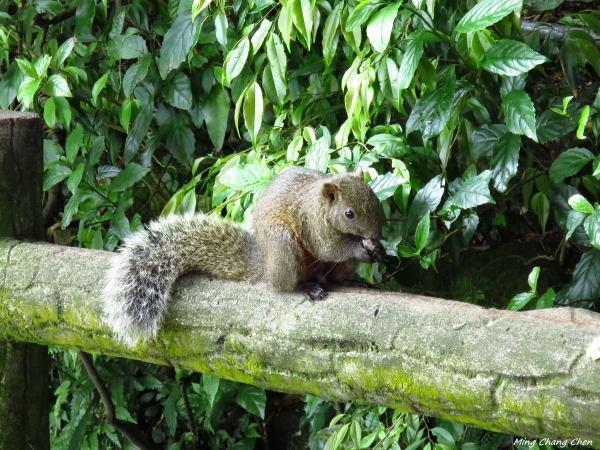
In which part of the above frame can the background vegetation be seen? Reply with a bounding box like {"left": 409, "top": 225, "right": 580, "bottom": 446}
{"left": 1, "top": 0, "right": 599, "bottom": 447}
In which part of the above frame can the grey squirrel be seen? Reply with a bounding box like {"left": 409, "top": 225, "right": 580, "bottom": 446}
{"left": 103, "top": 166, "right": 385, "bottom": 346}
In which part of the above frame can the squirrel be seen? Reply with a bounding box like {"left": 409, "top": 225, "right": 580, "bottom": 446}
{"left": 103, "top": 166, "right": 385, "bottom": 347}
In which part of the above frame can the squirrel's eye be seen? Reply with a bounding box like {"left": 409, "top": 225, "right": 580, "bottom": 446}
{"left": 345, "top": 209, "right": 355, "bottom": 219}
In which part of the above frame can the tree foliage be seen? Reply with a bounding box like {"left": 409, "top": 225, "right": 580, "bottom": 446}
{"left": 2, "top": 0, "right": 600, "bottom": 446}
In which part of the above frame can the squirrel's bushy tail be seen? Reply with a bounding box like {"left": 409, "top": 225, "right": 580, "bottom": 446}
{"left": 103, "top": 214, "right": 262, "bottom": 347}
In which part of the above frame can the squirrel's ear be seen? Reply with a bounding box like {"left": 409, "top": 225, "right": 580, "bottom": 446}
{"left": 353, "top": 166, "right": 364, "bottom": 179}
{"left": 322, "top": 182, "right": 338, "bottom": 202}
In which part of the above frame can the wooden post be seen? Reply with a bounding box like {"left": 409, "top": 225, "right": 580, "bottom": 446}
{"left": 0, "top": 111, "right": 49, "bottom": 449}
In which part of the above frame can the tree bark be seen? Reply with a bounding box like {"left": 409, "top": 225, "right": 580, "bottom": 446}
{"left": 0, "top": 111, "right": 49, "bottom": 450}
{"left": 1, "top": 238, "right": 599, "bottom": 446}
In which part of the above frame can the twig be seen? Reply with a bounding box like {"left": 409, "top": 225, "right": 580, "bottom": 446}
{"left": 78, "top": 351, "right": 156, "bottom": 450}
{"left": 180, "top": 379, "right": 199, "bottom": 449}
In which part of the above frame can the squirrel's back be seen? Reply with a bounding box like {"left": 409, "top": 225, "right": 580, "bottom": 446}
{"left": 103, "top": 214, "right": 262, "bottom": 346}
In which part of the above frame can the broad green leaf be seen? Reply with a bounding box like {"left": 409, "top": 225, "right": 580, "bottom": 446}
{"left": 0, "top": 62, "right": 25, "bottom": 109}
{"left": 266, "top": 33, "right": 287, "bottom": 81}
{"left": 191, "top": 0, "right": 212, "bottom": 21}
{"left": 159, "top": 13, "right": 199, "bottom": 79}
{"left": 75, "top": 0, "right": 96, "bottom": 34}
{"left": 398, "top": 32, "right": 425, "bottom": 90}
{"left": 44, "top": 74, "right": 72, "bottom": 98}
{"left": 305, "top": 138, "right": 330, "bottom": 173}
{"left": 251, "top": 19, "right": 272, "bottom": 55}
{"left": 17, "top": 77, "right": 41, "bottom": 108}
{"left": 43, "top": 164, "right": 72, "bottom": 191}
{"left": 507, "top": 292, "right": 536, "bottom": 311}
{"left": 165, "top": 115, "right": 196, "bottom": 165}
{"left": 107, "top": 35, "right": 148, "bottom": 60}
{"left": 584, "top": 210, "right": 600, "bottom": 249}
{"left": 569, "top": 249, "right": 600, "bottom": 301}
{"left": 415, "top": 211, "right": 430, "bottom": 253}
{"left": 34, "top": 55, "right": 51, "bottom": 77}
{"left": 407, "top": 175, "right": 444, "bottom": 230}
{"left": 366, "top": 3, "right": 401, "bottom": 53}
{"left": 163, "top": 390, "right": 181, "bottom": 437}
{"left": 67, "top": 163, "right": 85, "bottom": 193}
{"left": 224, "top": 38, "right": 250, "bottom": 84}
{"left": 16, "top": 59, "right": 38, "bottom": 78}
{"left": 368, "top": 172, "right": 406, "bottom": 201}
{"left": 119, "top": 99, "right": 132, "bottom": 132}
{"left": 455, "top": 0, "right": 522, "bottom": 33}
{"left": 236, "top": 386, "right": 266, "bottom": 419}
{"left": 549, "top": 147, "right": 594, "bottom": 183}
{"left": 525, "top": 0, "right": 563, "bottom": 10}
{"left": 528, "top": 266, "right": 540, "bottom": 292}
{"left": 109, "top": 162, "right": 151, "bottom": 192}
{"left": 536, "top": 110, "right": 576, "bottom": 143}
{"left": 536, "top": 288, "right": 555, "bottom": 309}
{"left": 123, "top": 53, "right": 152, "bottom": 98}
{"left": 201, "top": 84, "right": 230, "bottom": 150}
{"left": 577, "top": 105, "right": 590, "bottom": 140}
{"left": 406, "top": 66, "right": 456, "bottom": 140}
{"left": 566, "top": 210, "right": 586, "bottom": 241}
{"left": 322, "top": 3, "right": 342, "bottom": 66}
{"left": 502, "top": 89, "right": 537, "bottom": 141}
{"left": 66, "top": 124, "right": 84, "bottom": 164}
{"left": 163, "top": 71, "right": 193, "bottom": 110}
{"left": 367, "top": 134, "right": 410, "bottom": 158}
{"left": 221, "top": 164, "right": 272, "bottom": 192}
{"left": 481, "top": 40, "right": 548, "bottom": 76}
{"left": 471, "top": 124, "right": 507, "bottom": 158}
{"left": 448, "top": 170, "right": 495, "bottom": 209}
{"left": 262, "top": 63, "right": 286, "bottom": 107}
{"left": 378, "top": 57, "right": 401, "bottom": 110}
{"left": 215, "top": 13, "right": 228, "bottom": 46}
{"left": 345, "top": 1, "right": 379, "bottom": 31}
{"left": 92, "top": 73, "right": 109, "bottom": 104}
{"left": 491, "top": 132, "right": 521, "bottom": 192}
{"left": 278, "top": 6, "right": 294, "bottom": 51}
{"left": 292, "top": 0, "right": 314, "bottom": 48}
{"left": 54, "top": 97, "right": 72, "bottom": 130}
{"left": 124, "top": 96, "right": 153, "bottom": 163}
{"left": 52, "top": 37, "right": 76, "bottom": 68}
{"left": 243, "top": 82, "right": 263, "bottom": 145}
{"left": 568, "top": 194, "right": 594, "bottom": 214}
{"left": 44, "top": 97, "right": 56, "bottom": 129}
{"left": 61, "top": 188, "right": 92, "bottom": 228}
{"left": 531, "top": 192, "right": 550, "bottom": 234}
{"left": 462, "top": 211, "right": 479, "bottom": 242}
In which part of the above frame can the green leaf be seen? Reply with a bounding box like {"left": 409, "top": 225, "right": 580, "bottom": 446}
{"left": 243, "top": 82, "right": 263, "bottom": 145}
{"left": 124, "top": 96, "right": 153, "bottom": 163}
{"left": 191, "top": 0, "right": 212, "bottom": 21}
{"left": 221, "top": 164, "right": 272, "bottom": 192}
{"left": 536, "top": 110, "right": 576, "bottom": 143}
{"left": 455, "top": 0, "right": 522, "bottom": 33}
{"left": 407, "top": 175, "right": 444, "bottom": 230}
{"left": 502, "top": 89, "right": 537, "bottom": 142}
{"left": 345, "top": 1, "right": 379, "bottom": 31}
{"left": 481, "top": 40, "right": 548, "bottom": 76}
{"left": 368, "top": 172, "right": 405, "bottom": 201}
{"left": 471, "top": 124, "right": 507, "bottom": 158}
{"left": 507, "top": 292, "right": 536, "bottom": 311}
{"left": 266, "top": 33, "right": 287, "bottom": 82}
{"left": 236, "top": 385, "right": 266, "bottom": 419}
{"left": 201, "top": 84, "right": 230, "bottom": 150}
{"left": 43, "top": 164, "right": 72, "bottom": 191}
{"left": 67, "top": 163, "right": 85, "bottom": 193}
{"left": 165, "top": 115, "right": 195, "bottom": 165}
{"left": 44, "top": 97, "right": 56, "bottom": 129}
{"left": 448, "top": 170, "right": 495, "bottom": 209}
{"left": 406, "top": 66, "right": 456, "bottom": 140}
{"left": 577, "top": 105, "right": 590, "bottom": 140}
{"left": 16, "top": 58, "right": 38, "bottom": 78}
{"left": 322, "top": 3, "right": 342, "bottom": 66}
{"left": 536, "top": 288, "right": 555, "bottom": 309}
{"left": 123, "top": 53, "right": 152, "bottom": 97}
{"left": 566, "top": 210, "right": 586, "bottom": 241}
{"left": 159, "top": 13, "right": 199, "bottom": 79}
{"left": 549, "top": 147, "right": 594, "bottom": 183}
{"left": 462, "top": 211, "right": 479, "bottom": 242}
{"left": 305, "top": 138, "right": 330, "bottom": 173}
{"left": 292, "top": 0, "right": 314, "bottom": 48}
{"left": 568, "top": 194, "right": 594, "bottom": 214}
{"left": 54, "top": 97, "right": 72, "bottom": 130}
{"left": 109, "top": 162, "right": 151, "bottom": 192}
{"left": 92, "top": 73, "right": 109, "bottom": 104}
{"left": 251, "top": 19, "right": 272, "bottom": 55}
{"left": 378, "top": 57, "right": 401, "bottom": 110}
{"left": 17, "top": 77, "right": 42, "bottom": 108}
{"left": 366, "top": 3, "right": 400, "bottom": 53}
{"left": 262, "top": 63, "right": 286, "bottom": 108}
{"left": 367, "top": 134, "right": 410, "bottom": 158}
{"left": 569, "top": 249, "right": 600, "bottom": 301}
{"left": 107, "top": 35, "right": 148, "bottom": 60}
{"left": 163, "top": 390, "right": 182, "bottom": 437}
{"left": 584, "top": 210, "right": 600, "bottom": 249}
{"left": 163, "top": 72, "right": 193, "bottom": 110}
{"left": 398, "top": 32, "right": 425, "bottom": 90}
{"left": 531, "top": 192, "right": 550, "bottom": 234}
{"left": 44, "top": 74, "right": 72, "bottom": 98}
{"left": 119, "top": 99, "right": 132, "bottom": 132}
{"left": 66, "top": 124, "right": 84, "bottom": 164}
{"left": 75, "top": 0, "right": 96, "bottom": 34}
{"left": 491, "top": 132, "right": 521, "bottom": 192}
{"left": 215, "top": 13, "right": 228, "bottom": 47}
{"left": 528, "top": 266, "right": 540, "bottom": 292}
{"left": 224, "top": 38, "right": 250, "bottom": 84}
{"left": 415, "top": 211, "right": 430, "bottom": 253}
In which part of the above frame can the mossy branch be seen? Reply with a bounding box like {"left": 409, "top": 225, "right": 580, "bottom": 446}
{"left": 1, "top": 239, "right": 600, "bottom": 445}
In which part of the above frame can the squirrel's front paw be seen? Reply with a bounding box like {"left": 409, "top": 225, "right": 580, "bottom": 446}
{"left": 356, "top": 238, "right": 385, "bottom": 263}
{"left": 298, "top": 281, "right": 327, "bottom": 300}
